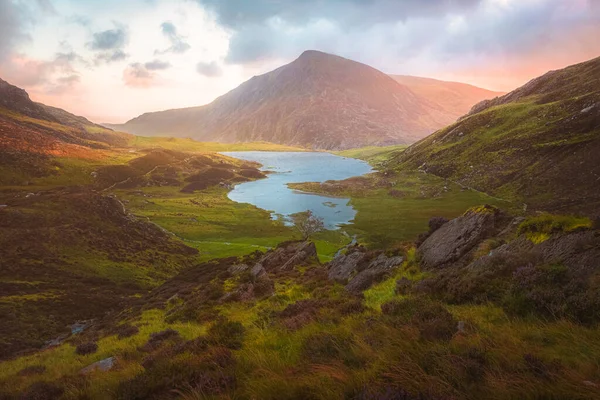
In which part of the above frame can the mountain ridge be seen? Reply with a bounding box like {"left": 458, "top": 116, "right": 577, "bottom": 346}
{"left": 391, "top": 55, "right": 600, "bottom": 215}
{"left": 109, "top": 51, "right": 499, "bottom": 150}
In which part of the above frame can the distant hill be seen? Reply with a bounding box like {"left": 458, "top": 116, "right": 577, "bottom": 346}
{"left": 109, "top": 51, "right": 498, "bottom": 150}
{"left": 0, "top": 77, "right": 130, "bottom": 184}
{"left": 390, "top": 75, "right": 504, "bottom": 127}
{"left": 391, "top": 56, "right": 600, "bottom": 215}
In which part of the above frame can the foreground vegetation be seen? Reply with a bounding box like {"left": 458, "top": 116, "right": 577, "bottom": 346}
{"left": 1, "top": 207, "right": 598, "bottom": 399}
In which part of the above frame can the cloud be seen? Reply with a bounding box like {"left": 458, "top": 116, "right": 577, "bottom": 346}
{"left": 88, "top": 25, "right": 128, "bottom": 50}
{"left": 196, "top": 61, "right": 222, "bottom": 77}
{"left": 87, "top": 23, "right": 129, "bottom": 65}
{"left": 145, "top": 59, "right": 171, "bottom": 70}
{"left": 194, "top": 0, "right": 600, "bottom": 92}
{"left": 94, "top": 49, "right": 129, "bottom": 65}
{"left": 155, "top": 21, "right": 191, "bottom": 54}
{"left": 0, "top": 0, "right": 31, "bottom": 62}
{"left": 0, "top": 51, "right": 81, "bottom": 95}
{"left": 197, "top": 0, "right": 482, "bottom": 28}
{"left": 35, "top": 0, "right": 56, "bottom": 15}
{"left": 123, "top": 63, "right": 158, "bottom": 88}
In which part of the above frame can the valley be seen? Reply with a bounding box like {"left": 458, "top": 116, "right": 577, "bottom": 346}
{"left": 0, "top": 41, "right": 599, "bottom": 400}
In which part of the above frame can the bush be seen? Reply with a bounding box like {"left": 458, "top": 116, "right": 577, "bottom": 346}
{"left": 208, "top": 318, "right": 245, "bottom": 349}
{"left": 381, "top": 298, "right": 457, "bottom": 341}
{"left": 75, "top": 342, "right": 98, "bottom": 355}
{"left": 20, "top": 381, "right": 64, "bottom": 400}
{"left": 116, "top": 324, "right": 139, "bottom": 339}
{"left": 141, "top": 329, "right": 180, "bottom": 352}
{"left": 395, "top": 277, "right": 413, "bottom": 295}
{"left": 428, "top": 217, "right": 449, "bottom": 233}
{"left": 17, "top": 365, "right": 46, "bottom": 377}
{"left": 301, "top": 332, "right": 362, "bottom": 367}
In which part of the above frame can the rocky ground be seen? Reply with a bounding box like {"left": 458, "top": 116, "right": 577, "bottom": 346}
{"left": 1, "top": 205, "right": 599, "bottom": 399}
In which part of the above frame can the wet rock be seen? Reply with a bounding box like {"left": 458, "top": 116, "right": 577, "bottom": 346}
{"left": 79, "top": 356, "right": 117, "bottom": 374}
{"left": 418, "top": 205, "right": 504, "bottom": 269}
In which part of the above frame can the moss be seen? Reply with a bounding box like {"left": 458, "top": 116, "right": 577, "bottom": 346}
{"left": 518, "top": 213, "right": 592, "bottom": 243}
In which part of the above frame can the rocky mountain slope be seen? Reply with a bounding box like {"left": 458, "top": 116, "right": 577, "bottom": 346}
{"left": 390, "top": 75, "right": 504, "bottom": 127}
{"left": 2, "top": 208, "right": 599, "bottom": 399}
{"left": 391, "top": 56, "right": 600, "bottom": 215}
{"left": 109, "top": 51, "right": 496, "bottom": 150}
{"left": 0, "top": 77, "right": 131, "bottom": 185}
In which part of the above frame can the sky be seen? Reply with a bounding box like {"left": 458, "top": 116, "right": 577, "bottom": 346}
{"left": 0, "top": 0, "right": 599, "bottom": 123}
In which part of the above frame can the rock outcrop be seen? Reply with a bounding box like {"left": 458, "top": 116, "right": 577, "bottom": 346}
{"left": 418, "top": 206, "right": 506, "bottom": 269}
{"left": 327, "top": 246, "right": 404, "bottom": 293}
{"left": 328, "top": 246, "right": 369, "bottom": 282}
{"left": 345, "top": 253, "right": 404, "bottom": 294}
{"left": 257, "top": 241, "right": 318, "bottom": 272}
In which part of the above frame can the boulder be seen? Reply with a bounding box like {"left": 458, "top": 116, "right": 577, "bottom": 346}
{"left": 250, "top": 263, "right": 267, "bottom": 280}
{"left": 227, "top": 264, "right": 249, "bottom": 275}
{"left": 79, "top": 357, "right": 117, "bottom": 374}
{"left": 418, "top": 206, "right": 504, "bottom": 269}
{"left": 258, "top": 241, "right": 318, "bottom": 272}
{"left": 327, "top": 248, "right": 368, "bottom": 282}
{"left": 345, "top": 254, "right": 404, "bottom": 293}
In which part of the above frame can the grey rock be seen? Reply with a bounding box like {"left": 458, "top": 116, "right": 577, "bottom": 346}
{"left": 250, "top": 263, "right": 267, "bottom": 280}
{"left": 79, "top": 357, "right": 117, "bottom": 374}
{"left": 228, "top": 264, "right": 250, "bottom": 275}
{"left": 418, "top": 207, "right": 502, "bottom": 269}
{"left": 258, "top": 241, "right": 318, "bottom": 272}
{"left": 328, "top": 250, "right": 368, "bottom": 283}
{"left": 345, "top": 254, "right": 403, "bottom": 293}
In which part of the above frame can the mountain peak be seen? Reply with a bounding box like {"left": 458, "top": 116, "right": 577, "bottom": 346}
{"left": 297, "top": 50, "right": 334, "bottom": 59}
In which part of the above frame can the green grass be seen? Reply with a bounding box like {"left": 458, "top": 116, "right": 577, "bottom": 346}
{"left": 517, "top": 213, "right": 593, "bottom": 243}
{"left": 128, "top": 136, "right": 306, "bottom": 152}
{"left": 116, "top": 185, "right": 351, "bottom": 262}
{"left": 292, "top": 171, "right": 513, "bottom": 248}
{"left": 335, "top": 144, "right": 407, "bottom": 165}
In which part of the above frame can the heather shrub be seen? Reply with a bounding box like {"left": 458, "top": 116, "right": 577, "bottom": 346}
{"left": 381, "top": 297, "right": 456, "bottom": 341}
{"left": 75, "top": 342, "right": 98, "bottom": 355}
{"left": 17, "top": 365, "right": 46, "bottom": 377}
{"left": 208, "top": 318, "right": 245, "bottom": 349}
{"left": 115, "top": 324, "right": 139, "bottom": 339}
{"left": 301, "top": 332, "right": 362, "bottom": 367}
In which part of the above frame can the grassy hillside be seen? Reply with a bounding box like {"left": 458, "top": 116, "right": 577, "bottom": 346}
{"left": 128, "top": 136, "right": 306, "bottom": 152}
{"left": 1, "top": 212, "right": 599, "bottom": 400}
{"left": 334, "top": 144, "right": 407, "bottom": 165}
{"left": 392, "top": 56, "right": 600, "bottom": 215}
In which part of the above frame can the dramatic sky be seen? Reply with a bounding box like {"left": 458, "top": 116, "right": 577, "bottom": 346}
{"left": 1, "top": 0, "right": 599, "bottom": 123}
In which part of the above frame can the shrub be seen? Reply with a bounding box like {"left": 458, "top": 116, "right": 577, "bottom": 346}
{"left": 116, "top": 324, "right": 139, "bottom": 339}
{"left": 395, "top": 277, "right": 413, "bottom": 295}
{"left": 141, "top": 329, "right": 180, "bottom": 352}
{"left": 428, "top": 217, "right": 449, "bottom": 233}
{"left": 301, "top": 332, "right": 362, "bottom": 367}
{"left": 381, "top": 298, "right": 457, "bottom": 341}
{"left": 20, "top": 381, "right": 64, "bottom": 400}
{"left": 75, "top": 342, "right": 98, "bottom": 355}
{"left": 208, "top": 318, "right": 245, "bottom": 349}
{"left": 17, "top": 365, "right": 46, "bottom": 377}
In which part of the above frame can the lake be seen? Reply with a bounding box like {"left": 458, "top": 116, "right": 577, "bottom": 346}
{"left": 220, "top": 151, "right": 373, "bottom": 229}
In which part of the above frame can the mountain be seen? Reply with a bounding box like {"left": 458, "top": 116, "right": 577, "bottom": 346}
{"left": 110, "top": 51, "right": 495, "bottom": 150}
{"left": 0, "top": 77, "right": 130, "bottom": 184}
{"left": 390, "top": 75, "right": 504, "bottom": 126}
{"left": 391, "top": 56, "right": 600, "bottom": 215}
